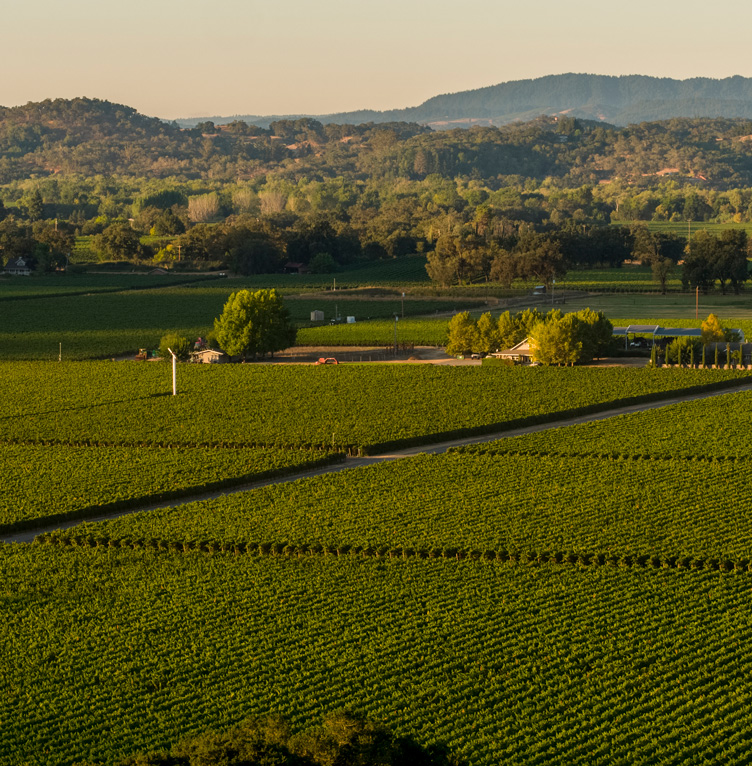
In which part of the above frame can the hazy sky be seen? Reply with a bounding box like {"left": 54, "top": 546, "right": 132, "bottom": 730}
{"left": 3, "top": 0, "right": 752, "bottom": 119}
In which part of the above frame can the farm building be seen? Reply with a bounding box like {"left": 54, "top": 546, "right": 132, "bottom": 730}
{"left": 190, "top": 349, "right": 228, "bottom": 364}
{"left": 490, "top": 339, "right": 533, "bottom": 364}
{"left": 3, "top": 257, "right": 32, "bottom": 276}
{"left": 284, "top": 262, "right": 309, "bottom": 274}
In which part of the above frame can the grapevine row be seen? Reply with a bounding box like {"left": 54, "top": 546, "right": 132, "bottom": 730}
{"left": 36, "top": 533, "right": 752, "bottom": 573}
{"left": 67, "top": 451, "right": 752, "bottom": 564}
{"left": 461, "top": 387, "right": 752, "bottom": 460}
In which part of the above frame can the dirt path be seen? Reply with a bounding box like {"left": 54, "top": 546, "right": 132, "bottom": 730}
{"left": 4, "top": 380, "right": 752, "bottom": 544}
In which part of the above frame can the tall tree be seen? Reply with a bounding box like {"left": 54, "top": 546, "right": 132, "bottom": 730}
{"left": 214, "top": 289, "right": 296, "bottom": 359}
{"left": 92, "top": 222, "right": 144, "bottom": 261}
{"left": 23, "top": 189, "right": 44, "bottom": 221}
{"left": 717, "top": 229, "right": 749, "bottom": 294}
{"left": 474, "top": 312, "right": 501, "bottom": 354}
{"left": 445, "top": 311, "right": 479, "bottom": 356}
{"left": 529, "top": 313, "right": 582, "bottom": 366}
{"left": 682, "top": 230, "right": 717, "bottom": 292}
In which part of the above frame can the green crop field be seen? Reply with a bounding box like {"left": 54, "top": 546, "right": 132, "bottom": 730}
{"left": 556, "top": 265, "right": 684, "bottom": 292}
{"left": 296, "top": 316, "right": 451, "bottom": 346}
{"left": 459, "top": 388, "right": 752, "bottom": 461}
{"left": 54, "top": 386, "right": 752, "bottom": 565}
{"left": 0, "top": 443, "right": 338, "bottom": 533}
{"left": 0, "top": 273, "right": 216, "bottom": 300}
{"left": 297, "top": 309, "right": 752, "bottom": 348}
{"left": 5, "top": 357, "right": 752, "bottom": 764}
{"left": 3, "top": 547, "right": 752, "bottom": 766}
{"left": 55, "top": 446, "right": 752, "bottom": 564}
{"left": 3, "top": 362, "right": 747, "bottom": 452}
{"left": 0, "top": 282, "right": 479, "bottom": 360}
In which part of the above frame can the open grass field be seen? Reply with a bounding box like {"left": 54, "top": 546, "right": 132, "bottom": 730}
{"left": 563, "top": 291, "right": 752, "bottom": 323}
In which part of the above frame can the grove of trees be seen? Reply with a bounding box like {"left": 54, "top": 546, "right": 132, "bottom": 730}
{"left": 445, "top": 307, "right": 613, "bottom": 365}
{"left": 116, "top": 710, "right": 461, "bottom": 766}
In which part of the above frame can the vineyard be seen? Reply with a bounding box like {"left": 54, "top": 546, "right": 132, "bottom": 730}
{"left": 0, "top": 282, "right": 479, "bottom": 360}
{"left": 458, "top": 389, "right": 752, "bottom": 460}
{"left": 557, "top": 266, "right": 683, "bottom": 293}
{"left": 4, "top": 358, "right": 752, "bottom": 764}
{"left": 296, "top": 317, "right": 450, "bottom": 346}
{"left": 0, "top": 443, "right": 339, "bottom": 532}
{"left": 49, "top": 444, "right": 752, "bottom": 565}
{"left": 297, "top": 310, "right": 752, "bottom": 349}
{"left": 2, "top": 547, "right": 752, "bottom": 766}
{"left": 6, "top": 266, "right": 752, "bottom": 359}
{"left": 0, "top": 272, "right": 216, "bottom": 300}
{"left": 3, "top": 362, "right": 747, "bottom": 452}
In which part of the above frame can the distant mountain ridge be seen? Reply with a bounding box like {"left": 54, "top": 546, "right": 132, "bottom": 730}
{"left": 175, "top": 74, "right": 752, "bottom": 130}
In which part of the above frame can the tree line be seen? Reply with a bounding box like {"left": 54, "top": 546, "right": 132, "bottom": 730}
{"left": 113, "top": 709, "right": 461, "bottom": 766}
{"left": 446, "top": 308, "right": 613, "bottom": 366}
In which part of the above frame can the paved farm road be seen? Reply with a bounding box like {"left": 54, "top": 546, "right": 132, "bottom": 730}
{"left": 5, "top": 380, "right": 752, "bottom": 544}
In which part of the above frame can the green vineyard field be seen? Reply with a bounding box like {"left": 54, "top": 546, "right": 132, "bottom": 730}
{"left": 2, "top": 363, "right": 746, "bottom": 452}
{"left": 0, "top": 282, "right": 478, "bottom": 360}
{"left": 0, "top": 443, "right": 338, "bottom": 532}
{"left": 296, "top": 317, "right": 450, "bottom": 346}
{"left": 0, "top": 273, "right": 216, "bottom": 300}
{"left": 56, "top": 447, "right": 752, "bottom": 564}
{"left": 2, "top": 547, "right": 752, "bottom": 766}
{"left": 459, "top": 388, "right": 752, "bottom": 460}
{"left": 5, "top": 349, "right": 752, "bottom": 765}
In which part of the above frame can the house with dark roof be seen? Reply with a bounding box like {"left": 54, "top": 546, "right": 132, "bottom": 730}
{"left": 3, "top": 257, "right": 32, "bottom": 276}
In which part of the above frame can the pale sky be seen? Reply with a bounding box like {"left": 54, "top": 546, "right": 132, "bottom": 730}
{"left": 3, "top": 0, "right": 752, "bottom": 119}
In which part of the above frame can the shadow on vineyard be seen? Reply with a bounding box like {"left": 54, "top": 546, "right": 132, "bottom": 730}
{"left": 111, "top": 710, "right": 464, "bottom": 766}
{"left": 0, "top": 390, "right": 171, "bottom": 422}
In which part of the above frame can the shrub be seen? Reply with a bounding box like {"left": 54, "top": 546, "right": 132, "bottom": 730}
{"left": 159, "top": 333, "right": 191, "bottom": 361}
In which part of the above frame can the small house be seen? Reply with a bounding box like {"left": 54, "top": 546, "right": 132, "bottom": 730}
{"left": 310, "top": 310, "right": 325, "bottom": 322}
{"left": 284, "top": 262, "right": 309, "bottom": 274}
{"left": 490, "top": 338, "right": 534, "bottom": 364}
{"left": 4, "top": 257, "right": 32, "bottom": 276}
{"left": 190, "top": 348, "right": 228, "bottom": 364}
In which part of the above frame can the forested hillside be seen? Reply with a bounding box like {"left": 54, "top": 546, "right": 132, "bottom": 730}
{"left": 177, "top": 74, "right": 752, "bottom": 129}
{"left": 4, "top": 99, "right": 752, "bottom": 187}
{"left": 2, "top": 98, "right": 752, "bottom": 288}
